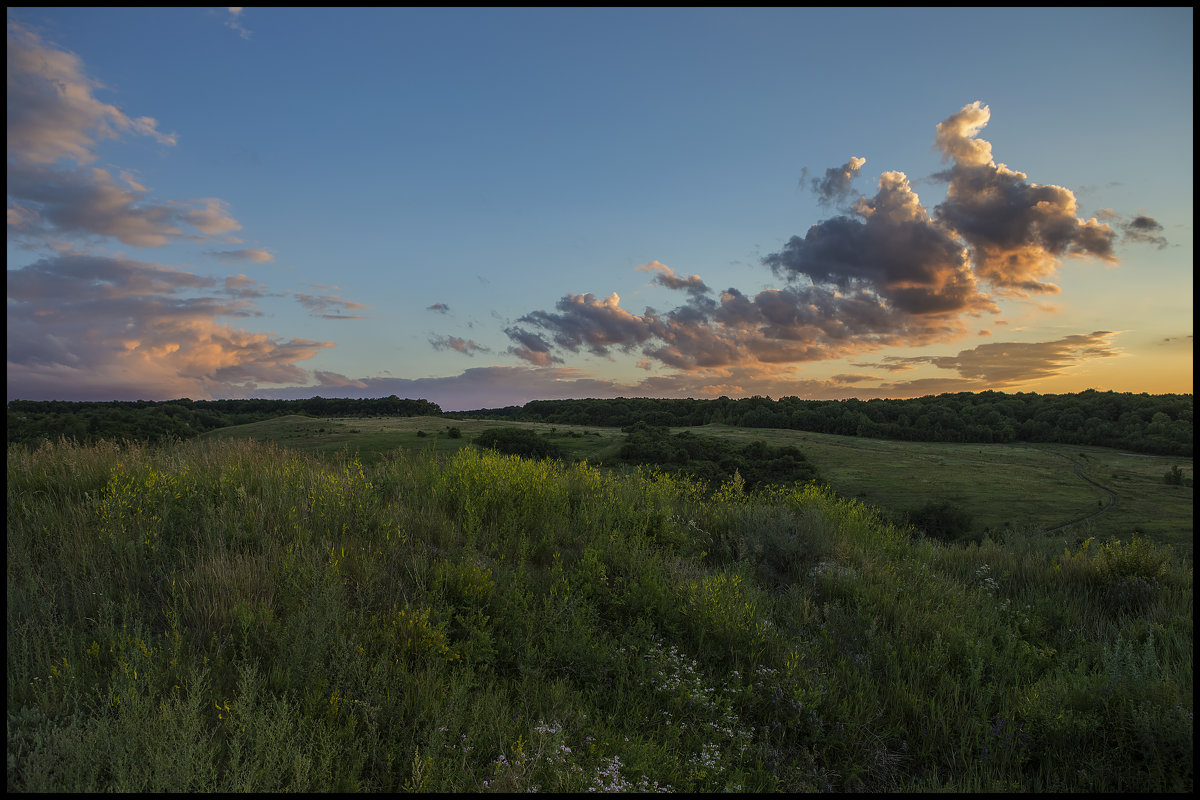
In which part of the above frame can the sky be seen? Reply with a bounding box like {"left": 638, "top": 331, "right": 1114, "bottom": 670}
{"left": 7, "top": 7, "right": 1193, "bottom": 411}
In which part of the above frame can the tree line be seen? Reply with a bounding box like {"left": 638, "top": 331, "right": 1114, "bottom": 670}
{"left": 458, "top": 390, "right": 1193, "bottom": 456}
{"left": 8, "top": 390, "right": 1192, "bottom": 456}
{"left": 6, "top": 396, "right": 441, "bottom": 446}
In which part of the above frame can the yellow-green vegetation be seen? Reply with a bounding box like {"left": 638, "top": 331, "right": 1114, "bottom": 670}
{"left": 7, "top": 437, "right": 1192, "bottom": 791}
{"left": 204, "top": 415, "right": 1193, "bottom": 558}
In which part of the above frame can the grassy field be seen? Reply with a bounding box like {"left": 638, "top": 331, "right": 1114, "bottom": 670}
{"left": 7, "top": 437, "right": 1194, "bottom": 791}
{"left": 204, "top": 416, "right": 1193, "bottom": 559}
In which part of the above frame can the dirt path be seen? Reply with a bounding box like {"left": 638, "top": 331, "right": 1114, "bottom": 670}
{"left": 1045, "top": 451, "right": 1120, "bottom": 532}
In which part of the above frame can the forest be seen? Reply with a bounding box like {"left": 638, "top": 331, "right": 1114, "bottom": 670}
{"left": 6, "top": 396, "right": 442, "bottom": 446}
{"left": 460, "top": 391, "right": 1193, "bottom": 455}
{"left": 7, "top": 390, "right": 1193, "bottom": 456}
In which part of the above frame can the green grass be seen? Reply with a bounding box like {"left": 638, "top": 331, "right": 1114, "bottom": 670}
{"left": 204, "top": 416, "right": 1193, "bottom": 559}
{"left": 690, "top": 425, "right": 1193, "bottom": 559}
{"left": 7, "top": 437, "right": 1193, "bottom": 792}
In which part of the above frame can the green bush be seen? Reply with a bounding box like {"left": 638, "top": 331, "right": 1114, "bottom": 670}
{"left": 907, "top": 499, "right": 974, "bottom": 541}
{"left": 473, "top": 427, "right": 563, "bottom": 460}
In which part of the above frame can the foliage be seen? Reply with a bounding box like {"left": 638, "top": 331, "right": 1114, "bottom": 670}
{"left": 474, "top": 427, "right": 565, "bottom": 460}
{"left": 616, "top": 422, "right": 820, "bottom": 491}
{"left": 907, "top": 499, "right": 975, "bottom": 542}
{"left": 462, "top": 390, "right": 1193, "bottom": 456}
{"left": 1163, "top": 465, "right": 1189, "bottom": 485}
{"left": 7, "top": 437, "right": 1193, "bottom": 792}
{"left": 6, "top": 395, "right": 441, "bottom": 447}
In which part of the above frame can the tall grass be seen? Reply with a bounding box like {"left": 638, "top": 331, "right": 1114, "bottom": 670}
{"left": 7, "top": 437, "right": 1192, "bottom": 791}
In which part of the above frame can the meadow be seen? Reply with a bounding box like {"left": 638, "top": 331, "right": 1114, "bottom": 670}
{"left": 203, "top": 415, "right": 1195, "bottom": 558}
{"left": 7, "top": 434, "right": 1193, "bottom": 791}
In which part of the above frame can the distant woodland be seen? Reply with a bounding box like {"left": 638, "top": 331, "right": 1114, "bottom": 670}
{"left": 6, "top": 396, "right": 441, "bottom": 446}
{"left": 7, "top": 390, "right": 1193, "bottom": 456}
{"left": 461, "top": 391, "right": 1193, "bottom": 456}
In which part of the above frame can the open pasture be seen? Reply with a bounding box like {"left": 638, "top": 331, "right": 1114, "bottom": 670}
{"left": 204, "top": 416, "right": 1193, "bottom": 559}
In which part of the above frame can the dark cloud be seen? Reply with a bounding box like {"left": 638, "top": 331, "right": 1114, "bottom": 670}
{"left": 504, "top": 326, "right": 562, "bottom": 366}
{"left": 506, "top": 102, "right": 1154, "bottom": 387}
{"left": 517, "top": 292, "right": 655, "bottom": 356}
{"left": 430, "top": 335, "right": 489, "bottom": 356}
{"left": 932, "top": 101, "right": 1118, "bottom": 294}
{"left": 1097, "top": 210, "right": 1169, "bottom": 249}
{"left": 807, "top": 156, "right": 866, "bottom": 206}
{"left": 764, "top": 171, "right": 996, "bottom": 316}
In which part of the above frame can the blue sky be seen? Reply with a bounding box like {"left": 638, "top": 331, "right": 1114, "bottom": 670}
{"left": 7, "top": 7, "right": 1193, "bottom": 410}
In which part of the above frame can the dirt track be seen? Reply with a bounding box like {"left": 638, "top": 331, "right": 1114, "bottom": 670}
{"left": 1046, "top": 452, "right": 1120, "bottom": 532}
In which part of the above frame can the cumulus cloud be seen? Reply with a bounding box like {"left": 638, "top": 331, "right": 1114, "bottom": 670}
{"left": 517, "top": 292, "right": 656, "bottom": 357}
{"left": 933, "top": 101, "right": 1118, "bottom": 294}
{"left": 430, "top": 335, "right": 489, "bottom": 356}
{"left": 506, "top": 102, "right": 1154, "bottom": 390}
{"left": 765, "top": 170, "right": 995, "bottom": 316}
{"left": 806, "top": 156, "right": 867, "bottom": 206}
{"left": 7, "top": 253, "right": 334, "bottom": 399}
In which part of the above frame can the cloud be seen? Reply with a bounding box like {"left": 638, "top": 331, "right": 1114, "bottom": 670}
{"left": 222, "top": 274, "right": 269, "bottom": 298}
{"left": 7, "top": 253, "right": 334, "bottom": 399}
{"left": 313, "top": 370, "right": 368, "bottom": 388}
{"left": 506, "top": 102, "right": 1156, "bottom": 390}
{"left": 764, "top": 170, "right": 995, "bottom": 316}
{"left": 7, "top": 162, "right": 243, "bottom": 247}
{"left": 6, "top": 23, "right": 246, "bottom": 249}
{"left": 6, "top": 22, "right": 177, "bottom": 166}
{"left": 430, "top": 335, "right": 489, "bottom": 356}
{"left": 1097, "top": 209, "right": 1169, "bottom": 249}
{"left": 806, "top": 156, "right": 867, "bottom": 206}
{"left": 876, "top": 331, "right": 1121, "bottom": 386}
{"left": 248, "top": 365, "right": 861, "bottom": 412}
{"left": 829, "top": 373, "right": 877, "bottom": 385}
{"left": 504, "top": 326, "right": 563, "bottom": 366}
{"left": 209, "top": 248, "right": 276, "bottom": 264}
{"left": 932, "top": 101, "right": 1118, "bottom": 294}
{"left": 516, "top": 292, "right": 656, "bottom": 357}
{"left": 224, "top": 8, "right": 252, "bottom": 40}
{"left": 292, "top": 287, "right": 370, "bottom": 319}
{"left": 636, "top": 260, "right": 711, "bottom": 296}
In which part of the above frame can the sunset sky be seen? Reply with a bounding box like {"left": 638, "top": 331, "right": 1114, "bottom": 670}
{"left": 7, "top": 8, "right": 1193, "bottom": 410}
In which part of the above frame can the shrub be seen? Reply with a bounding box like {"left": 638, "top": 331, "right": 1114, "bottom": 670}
{"left": 907, "top": 499, "right": 974, "bottom": 541}
{"left": 473, "top": 428, "right": 563, "bottom": 460}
